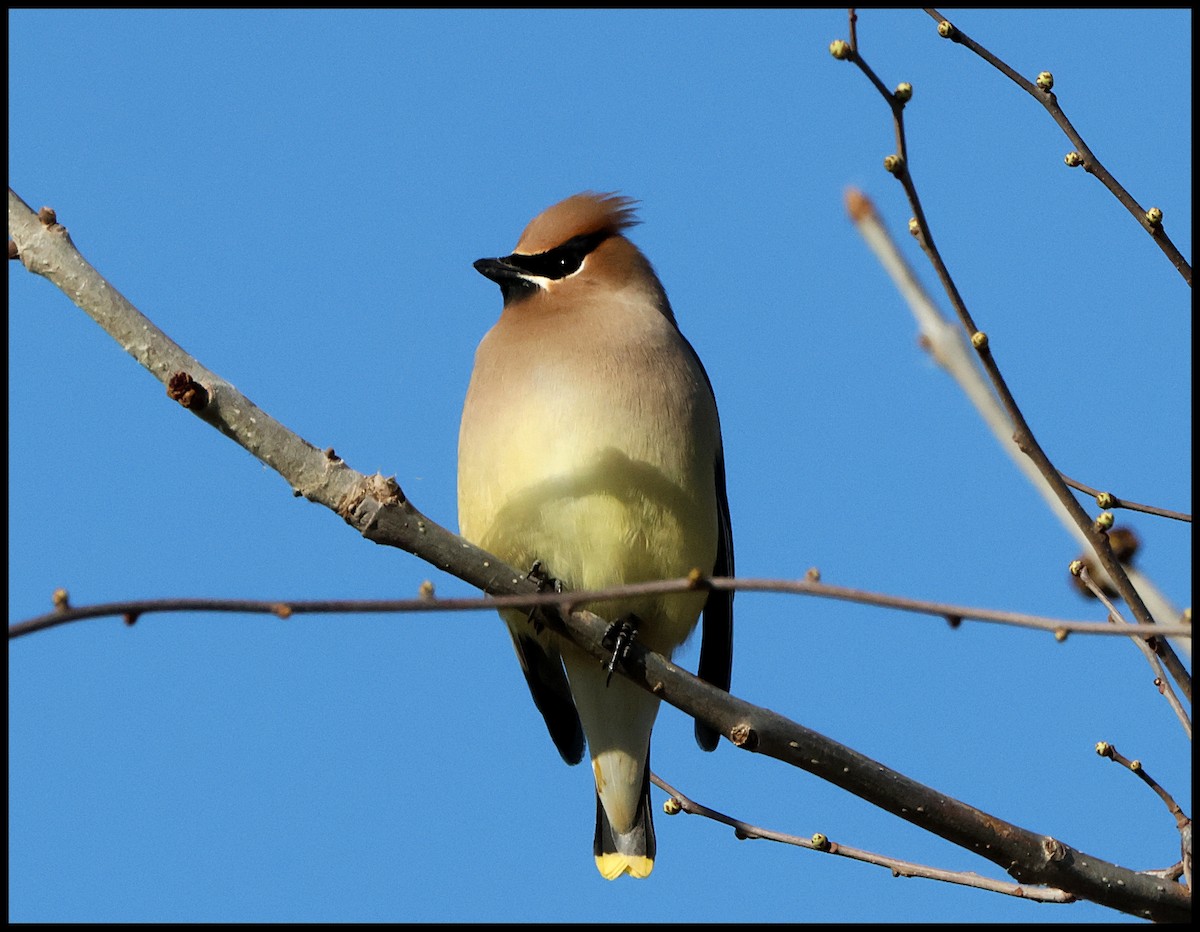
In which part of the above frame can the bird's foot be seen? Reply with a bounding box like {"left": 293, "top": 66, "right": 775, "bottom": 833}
{"left": 603, "top": 615, "right": 640, "bottom": 687}
{"left": 524, "top": 560, "right": 563, "bottom": 593}
{"left": 524, "top": 560, "right": 562, "bottom": 632}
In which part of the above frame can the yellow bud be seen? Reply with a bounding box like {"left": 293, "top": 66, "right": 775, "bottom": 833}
{"left": 1036, "top": 71, "right": 1054, "bottom": 91}
{"left": 829, "top": 39, "right": 851, "bottom": 60}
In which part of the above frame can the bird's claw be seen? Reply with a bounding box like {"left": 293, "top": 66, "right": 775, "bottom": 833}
{"left": 603, "top": 616, "right": 639, "bottom": 686}
{"left": 524, "top": 560, "right": 562, "bottom": 632}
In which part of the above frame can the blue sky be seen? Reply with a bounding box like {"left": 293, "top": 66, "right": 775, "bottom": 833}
{"left": 8, "top": 8, "right": 1191, "bottom": 923}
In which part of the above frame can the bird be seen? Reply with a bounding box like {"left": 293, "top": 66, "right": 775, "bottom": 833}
{"left": 457, "top": 191, "right": 733, "bottom": 880}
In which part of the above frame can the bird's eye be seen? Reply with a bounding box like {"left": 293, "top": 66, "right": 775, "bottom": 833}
{"left": 507, "top": 231, "right": 610, "bottom": 281}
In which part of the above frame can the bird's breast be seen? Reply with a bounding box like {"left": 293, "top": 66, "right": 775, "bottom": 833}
{"left": 458, "top": 314, "right": 719, "bottom": 650}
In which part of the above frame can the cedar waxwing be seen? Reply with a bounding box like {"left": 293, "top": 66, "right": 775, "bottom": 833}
{"left": 458, "top": 192, "right": 733, "bottom": 880}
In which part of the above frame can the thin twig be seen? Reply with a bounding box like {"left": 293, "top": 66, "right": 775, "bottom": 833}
{"left": 10, "top": 576, "right": 1195, "bottom": 641}
{"left": 847, "top": 188, "right": 1190, "bottom": 677}
{"left": 651, "top": 773, "right": 1076, "bottom": 904}
{"left": 1096, "top": 743, "right": 1191, "bottom": 834}
{"left": 833, "top": 16, "right": 1191, "bottom": 706}
{"left": 922, "top": 8, "right": 1192, "bottom": 286}
{"left": 1059, "top": 473, "right": 1191, "bottom": 523}
{"left": 1075, "top": 567, "right": 1191, "bottom": 738}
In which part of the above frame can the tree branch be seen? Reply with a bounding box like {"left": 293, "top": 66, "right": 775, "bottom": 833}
{"left": 651, "top": 772, "right": 1077, "bottom": 904}
{"left": 830, "top": 20, "right": 1191, "bottom": 706}
{"left": 921, "top": 8, "right": 1192, "bottom": 286}
{"left": 8, "top": 185, "right": 1189, "bottom": 919}
{"left": 11, "top": 577, "right": 1194, "bottom": 640}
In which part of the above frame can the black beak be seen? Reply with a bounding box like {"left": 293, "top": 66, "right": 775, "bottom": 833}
{"left": 473, "top": 256, "right": 523, "bottom": 284}
{"left": 474, "top": 255, "right": 537, "bottom": 303}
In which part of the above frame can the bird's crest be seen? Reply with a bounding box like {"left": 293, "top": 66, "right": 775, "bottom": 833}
{"left": 514, "top": 191, "right": 640, "bottom": 256}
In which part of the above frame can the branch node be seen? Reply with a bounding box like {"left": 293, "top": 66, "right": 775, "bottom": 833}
{"left": 1042, "top": 836, "right": 1067, "bottom": 861}
{"left": 730, "top": 722, "right": 758, "bottom": 750}
{"left": 166, "top": 371, "right": 210, "bottom": 410}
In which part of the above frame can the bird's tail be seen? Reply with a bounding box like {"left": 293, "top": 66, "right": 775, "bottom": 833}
{"left": 593, "top": 756, "right": 655, "bottom": 879}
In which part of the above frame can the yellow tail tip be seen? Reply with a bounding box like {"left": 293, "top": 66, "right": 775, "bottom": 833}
{"left": 595, "top": 853, "right": 654, "bottom": 880}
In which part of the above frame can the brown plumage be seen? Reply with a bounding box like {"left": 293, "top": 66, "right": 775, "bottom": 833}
{"left": 513, "top": 191, "right": 640, "bottom": 255}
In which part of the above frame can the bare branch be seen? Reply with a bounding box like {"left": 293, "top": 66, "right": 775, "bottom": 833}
{"left": 10, "top": 182, "right": 1191, "bottom": 917}
{"left": 829, "top": 27, "right": 1191, "bottom": 705}
{"left": 922, "top": 8, "right": 1192, "bottom": 286}
{"left": 1096, "top": 743, "right": 1192, "bottom": 834}
{"left": 1073, "top": 566, "right": 1192, "bottom": 737}
{"left": 1059, "top": 474, "right": 1192, "bottom": 524}
{"left": 552, "top": 604, "right": 1190, "bottom": 921}
{"left": 836, "top": 198, "right": 1189, "bottom": 530}
{"left": 12, "top": 576, "right": 1195, "bottom": 641}
{"left": 7, "top": 186, "right": 526, "bottom": 601}
{"left": 652, "top": 773, "right": 1077, "bottom": 904}
{"left": 846, "top": 188, "right": 1187, "bottom": 663}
